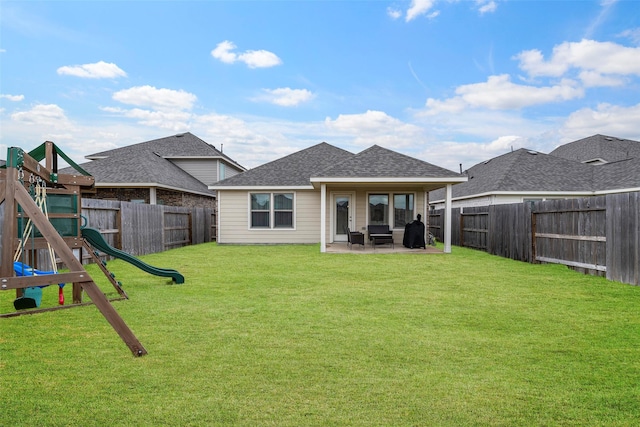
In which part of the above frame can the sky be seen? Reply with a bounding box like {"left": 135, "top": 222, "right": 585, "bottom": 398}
{"left": 1, "top": 0, "right": 639, "bottom": 173}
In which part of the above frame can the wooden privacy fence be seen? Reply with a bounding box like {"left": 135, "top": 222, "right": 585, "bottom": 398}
{"left": 81, "top": 199, "right": 215, "bottom": 257}
{"left": 430, "top": 192, "right": 640, "bottom": 286}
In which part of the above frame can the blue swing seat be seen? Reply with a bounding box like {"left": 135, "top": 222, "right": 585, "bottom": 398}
{"left": 13, "top": 261, "right": 64, "bottom": 310}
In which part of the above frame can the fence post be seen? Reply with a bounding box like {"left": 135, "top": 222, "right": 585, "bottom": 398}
{"left": 531, "top": 207, "right": 537, "bottom": 264}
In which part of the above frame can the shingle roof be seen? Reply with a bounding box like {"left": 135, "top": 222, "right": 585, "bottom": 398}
{"left": 64, "top": 150, "right": 215, "bottom": 196}
{"left": 549, "top": 134, "right": 640, "bottom": 163}
{"left": 60, "top": 132, "right": 246, "bottom": 196}
{"left": 214, "top": 142, "right": 355, "bottom": 187}
{"left": 430, "top": 148, "right": 596, "bottom": 201}
{"left": 87, "top": 132, "right": 244, "bottom": 170}
{"left": 596, "top": 157, "right": 640, "bottom": 189}
{"left": 316, "top": 145, "right": 462, "bottom": 178}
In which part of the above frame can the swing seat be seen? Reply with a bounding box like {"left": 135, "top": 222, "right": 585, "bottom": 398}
{"left": 12, "top": 262, "right": 65, "bottom": 310}
{"left": 14, "top": 287, "right": 43, "bottom": 310}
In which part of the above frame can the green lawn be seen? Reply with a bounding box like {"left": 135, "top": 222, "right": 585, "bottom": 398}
{"left": 1, "top": 243, "right": 639, "bottom": 426}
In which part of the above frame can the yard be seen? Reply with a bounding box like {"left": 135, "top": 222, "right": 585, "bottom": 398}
{"left": 1, "top": 243, "right": 639, "bottom": 426}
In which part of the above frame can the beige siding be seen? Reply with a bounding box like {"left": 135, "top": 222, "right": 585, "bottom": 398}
{"left": 218, "top": 189, "right": 320, "bottom": 244}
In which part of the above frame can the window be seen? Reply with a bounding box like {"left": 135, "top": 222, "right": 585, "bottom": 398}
{"left": 250, "top": 193, "right": 294, "bottom": 229}
{"left": 251, "top": 193, "right": 270, "bottom": 228}
{"left": 274, "top": 193, "right": 293, "bottom": 228}
{"left": 219, "top": 163, "right": 226, "bottom": 181}
{"left": 369, "top": 194, "right": 389, "bottom": 226}
{"left": 394, "top": 194, "right": 414, "bottom": 228}
{"left": 368, "top": 192, "right": 417, "bottom": 228}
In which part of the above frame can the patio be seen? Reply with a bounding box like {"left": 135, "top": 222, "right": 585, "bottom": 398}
{"left": 325, "top": 242, "right": 443, "bottom": 254}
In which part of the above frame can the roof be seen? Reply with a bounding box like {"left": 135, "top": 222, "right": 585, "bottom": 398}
{"left": 430, "top": 134, "right": 640, "bottom": 202}
{"left": 67, "top": 148, "right": 216, "bottom": 197}
{"left": 430, "top": 148, "right": 596, "bottom": 201}
{"left": 315, "top": 145, "right": 462, "bottom": 179}
{"left": 87, "top": 132, "right": 245, "bottom": 170}
{"left": 60, "top": 132, "right": 246, "bottom": 197}
{"left": 213, "top": 142, "right": 465, "bottom": 189}
{"left": 212, "top": 142, "right": 355, "bottom": 188}
{"left": 549, "top": 134, "right": 640, "bottom": 163}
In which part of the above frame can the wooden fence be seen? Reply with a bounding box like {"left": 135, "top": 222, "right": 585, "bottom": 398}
{"left": 81, "top": 199, "right": 215, "bottom": 257}
{"left": 430, "top": 192, "right": 639, "bottom": 286}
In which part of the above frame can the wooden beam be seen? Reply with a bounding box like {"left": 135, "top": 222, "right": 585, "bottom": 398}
{"left": 535, "top": 233, "right": 606, "bottom": 242}
{"left": 1, "top": 168, "right": 17, "bottom": 278}
{"left": 13, "top": 184, "right": 147, "bottom": 356}
{"left": 0, "top": 272, "right": 92, "bottom": 290}
{"left": 536, "top": 256, "right": 606, "bottom": 272}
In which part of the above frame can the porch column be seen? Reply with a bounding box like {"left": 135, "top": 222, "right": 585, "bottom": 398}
{"left": 150, "top": 187, "right": 157, "bottom": 205}
{"left": 444, "top": 184, "right": 452, "bottom": 253}
{"left": 320, "top": 184, "right": 326, "bottom": 252}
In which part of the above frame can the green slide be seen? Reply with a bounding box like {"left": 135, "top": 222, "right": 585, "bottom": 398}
{"left": 81, "top": 227, "right": 185, "bottom": 284}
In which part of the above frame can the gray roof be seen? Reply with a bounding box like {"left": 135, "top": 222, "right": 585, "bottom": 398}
{"left": 214, "top": 142, "right": 463, "bottom": 188}
{"left": 316, "top": 145, "right": 462, "bottom": 178}
{"left": 69, "top": 150, "right": 215, "bottom": 196}
{"left": 214, "top": 142, "right": 355, "bottom": 187}
{"left": 430, "top": 148, "right": 596, "bottom": 201}
{"left": 431, "top": 134, "right": 640, "bottom": 202}
{"left": 87, "top": 132, "right": 244, "bottom": 170}
{"left": 61, "top": 132, "right": 245, "bottom": 196}
{"left": 549, "top": 134, "right": 640, "bottom": 163}
{"left": 596, "top": 157, "right": 640, "bottom": 189}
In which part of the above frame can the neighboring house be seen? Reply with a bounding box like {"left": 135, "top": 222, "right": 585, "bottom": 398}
{"left": 430, "top": 134, "right": 640, "bottom": 209}
{"left": 211, "top": 142, "right": 466, "bottom": 252}
{"left": 67, "top": 133, "right": 245, "bottom": 209}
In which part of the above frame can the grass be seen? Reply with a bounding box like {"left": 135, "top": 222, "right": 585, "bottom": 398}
{"left": 1, "top": 243, "right": 639, "bottom": 426}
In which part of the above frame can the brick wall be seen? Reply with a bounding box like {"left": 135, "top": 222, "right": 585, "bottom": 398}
{"left": 87, "top": 187, "right": 215, "bottom": 209}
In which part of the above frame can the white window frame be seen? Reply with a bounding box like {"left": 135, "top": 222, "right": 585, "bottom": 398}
{"left": 248, "top": 192, "right": 296, "bottom": 230}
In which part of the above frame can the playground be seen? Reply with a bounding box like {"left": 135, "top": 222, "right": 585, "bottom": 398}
{"left": 1, "top": 143, "right": 183, "bottom": 356}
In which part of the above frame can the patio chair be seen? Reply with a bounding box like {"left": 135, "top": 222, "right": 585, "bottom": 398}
{"left": 346, "top": 228, "right": 365, "bottom": 249}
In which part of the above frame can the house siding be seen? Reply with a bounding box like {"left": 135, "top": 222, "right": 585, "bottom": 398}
{"left": 218, "top": 189, "right": 320, "bottom": 244}
{"left": 170, "top": 159, "right": 219, "bottom": 185}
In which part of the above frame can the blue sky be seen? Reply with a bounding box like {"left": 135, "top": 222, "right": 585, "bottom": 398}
{"left": 1, "top": 0, "right": 639, "bottom": 172}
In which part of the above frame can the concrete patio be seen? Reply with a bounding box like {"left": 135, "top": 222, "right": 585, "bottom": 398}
{"left": 325, "top": 242, "right": 443, "bottom": 254}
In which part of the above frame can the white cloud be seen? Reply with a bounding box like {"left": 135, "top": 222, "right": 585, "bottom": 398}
{"left": 425, "top": 74, "right": 584, "bottom": 112}
{"left": 515, "top": 39, "right": 640, "bottom": 78}
{"left": 11, "top": 104, "right": 74, "bottom": 130}
{"left": 254, "top": 88, "right": 315, "bottom": 106}
{"left": 0, "top": 94, "right": 24, "bottom": 101}
{"left": 112, "top": 86, "right": 197, "bottom": 112}
{"left": 618, "top": 28, "right": 640, "bottom": 45}
{"left": 477, "top": 0, "right": 497, "bottom": 14}
{"left": 211, "top": 40, "right": 282, "bottom": 68}
{"left": 561, "top": 102, "right": 640, "bottom": 141}
{"left": 387, "top": 7, "right": 402, "bottom": 20}
{"left": 57, "top": 61, "right": 127, "bottom": 79}
{"left": 578, "top": 70, "right": 626, "bottom": 87}
{"left": 325, "top": 110, "right": 425, "bottom": 148}
{"left": 405, "top": 0, "right": 437, "bottom": 22}
{"left": 102, "top": 107, "right": 192, "bottom": 132}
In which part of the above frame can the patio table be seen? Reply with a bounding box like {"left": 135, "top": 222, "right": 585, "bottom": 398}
{"left": 370, "top": 233, "right": 394, "bottom": 248}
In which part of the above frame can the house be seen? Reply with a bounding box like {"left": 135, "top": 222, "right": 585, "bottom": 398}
{"left": 211, "top": 142, "right": 466, "bottom": 252}
{"left": 429, "top": 134, "right": 640, "bottom": 209}
{"left": 68, "top": 133, "right": 245, "bottom": 208}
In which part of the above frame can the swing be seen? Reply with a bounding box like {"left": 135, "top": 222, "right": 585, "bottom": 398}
{"left": 12, "top": 175, "right": 65, "bottom": 310}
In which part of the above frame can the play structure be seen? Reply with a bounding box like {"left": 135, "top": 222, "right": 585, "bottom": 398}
{"left": 0, "top": 142, "right": 182, "bottom": 356}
